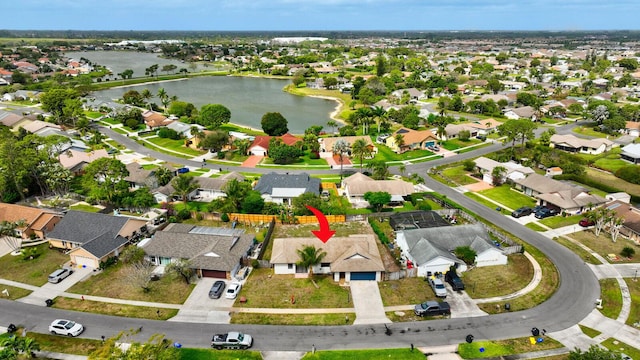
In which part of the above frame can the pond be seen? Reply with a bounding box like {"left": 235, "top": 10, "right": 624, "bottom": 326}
{"left": 66, "top": 51, "right": 338, "bottom": 133}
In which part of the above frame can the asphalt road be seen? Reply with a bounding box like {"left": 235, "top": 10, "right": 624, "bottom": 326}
{"left": 0, "top": 117, "right": 600, "bottom": 350}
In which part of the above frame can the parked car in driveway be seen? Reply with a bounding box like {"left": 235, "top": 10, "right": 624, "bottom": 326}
{"left": 209, "top": 280, "right": 226, "bottom": 299}
{"left": 225, "top": 282, "right": 242, "bottom": 299}
{"left": 511, "top": 206, "right": 533, "bottom": 218}
{"left": 49, "top": 319, "right": 84, "bottom": 337}
{"left": 414, "top": 301, "right": 451, "bottom": 316}
{"left": 445, "top": 269, "right": 465, "bottom": 291}
{"left": 535, "top": 207, "right": 559, "bottom": 219}
{"left": 48, "top": 268, "right": 73, "bottom": 284}
{"left": 429, "top": 278, "right": 447, "bottom": 298}
{"left": 579, "top": 218, "right": 595, "bottom": 227}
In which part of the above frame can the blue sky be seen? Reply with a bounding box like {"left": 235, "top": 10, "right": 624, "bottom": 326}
{"left": 4, "top": 0, "right": 639, "bottom": 31}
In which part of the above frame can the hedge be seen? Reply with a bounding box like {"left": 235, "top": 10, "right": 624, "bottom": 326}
{"left": 554, "top": 173, "right": 640, "bottom": 204}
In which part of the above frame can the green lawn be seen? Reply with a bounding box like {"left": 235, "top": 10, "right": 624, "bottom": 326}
{"left": 69, "top": 203, "right": 103, "bottom": 213}
{"left": 26, "top": 332, "right": 103, "bottom": 355}
{"left": 219, "top": 123, "right": 266, "bottom": 136}
{"left": 599, "top": 278, "right": 622, "bottom": 319}
{"left": 570, "top": 230, "right": 640, "bottom": 264}
{"left": 442, "top": 165, "right": 480, "bottom": 186}
{"left": 0, "top": 284, "right": 32, "bottom": 300}
{"left": 100, "top": 117, "right": 120, "bottom": 125}
{"left": 145, "top": 137, "right": 205, "bottom": 156}
{"left": 260, "top": 152, "right": 328, "bottom": 166}
{"left": 230, "top": 313, "right": 353, "bottom": 326}
{"left": 458, "top": 337, "right": 563, "bottom": 359}
{"left": 573, "top": 124, "right": 618, "bottom": 139}
{"left": 477, "top": 185, "right": 536, "bottom": 210}
{"left": 67, "top": 262, "right": 194, "bottom": 304}
{"left": 601, "top": 338, "right": 640, "bottom": 360}
{"left": 440, "top": 138, "right": 482, "bottom": 150}
{"left": 578, "top": 325, "right": 601, "bottom": 338}
{"left": 0, "top": 244, "right": 70, "bottom": 286}
{"left": 465, "top": 193, "right": 512, "bottom": 215}
{"left": 537, "top": 214, "right": 583, "bottom": 229}
{"left": 52, "top": 297, "right": 178, "bottom": 320}
{"left": 234, "top": 268, "right": 350, "bottom": 308}
{"left": 85, "top": 111, "right": 104, "bottom": 119}
{"left": 526, "top": 222, "right": 548, "bottom": 231}
{"left": 178, "top": 348, "right": 263, "bottom": 360}
{"left": 373, "top": 144, "right": 434, "bottom": 162}
{"left": 625, "top": 277, "right": 640, "bottom": 326}
{"left": 301, "top": 348, "right": 425, "bottom": 360}
{"left": 378, "top": 277, "right": 434, "bottom": 306}
{"left": 464, "top": 254, "right": 533, "bottom": 298}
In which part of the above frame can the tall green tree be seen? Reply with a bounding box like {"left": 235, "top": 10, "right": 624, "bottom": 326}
{"left": 200, "top": 131, "right": 230, "bottom": 153}
{"left": 171, "top": 175, "right": 199, "bottom": 204}
{"left": 261, "top": 112, "right": 289, "bottom": 136}
{"left": 332, "top": 139, "right": 350, "bottom": 181}
{"left": 223, "top": 179, "right": 252, "bottom": 212}
{"left": 198, "top": 104, "right": 231, "bottom": 129}
{"left": 351, "top": 138, "right": 372, "bottom": 171}
{"left": 296, "top": 245, "right": 327, "bottom": 277}
{"left": 82, "top": 158, "right": 129, "bottom": 204}
{"left": 367, "top": 160, "right": 390, "bottom": 180}
{"left": 364, "top": 191, "right": 391, "bottom": 212}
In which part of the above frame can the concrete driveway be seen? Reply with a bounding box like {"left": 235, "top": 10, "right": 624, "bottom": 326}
{"left": 169, "top": 277, "right": 235, "bottom": 324}
{"left": 0, "top": 240, "right": 14, "bottom": 257}
{"left": 350, "top": 281, "right": 391, "bottom": 325}
{"left": 445, "top": 285, "right": 487, "bottom": 318}
{"left": 17, "top": 266, "right": 94, "bottom": 306}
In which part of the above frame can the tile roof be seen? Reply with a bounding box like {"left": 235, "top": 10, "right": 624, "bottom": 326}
{"left": 58, "top": 149, "right": 109, "bottom": 170}
{"left": 0, "top": 203, "right": 60, "bottom": 231}
{"left": 0, "top": 111, "right": 24, "bottom": 127}
{"left": 393, "top": 128, "right": 437, "bottom": 145}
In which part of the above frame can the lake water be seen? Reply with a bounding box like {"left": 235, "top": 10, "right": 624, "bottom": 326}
{"left": 66, "top": 51, "right": 337, "bottom": 134}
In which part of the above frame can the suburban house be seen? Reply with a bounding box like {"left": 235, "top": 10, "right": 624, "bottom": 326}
{"left": 621, "top": 143, "right": 640, "bottom": 164}
{"left": 166, "top": 121, "right": 204, "bottom": 139}
{"left": 58, "top": 149, "right": 110, "bottom": 174}
{"left": 513, "top": 173, "right": 607, "bottom": 214}
{"left": 0, "top": 110, "right": 27, "bottom": 128}
{"left": 318, "top": 136, "right": 377, "bottom": 158}
{"left": 141, "top": 224, "right": 254, "bottom": 279}
{"left": 390, "top": 88, "right": 424, "bottom": 101}
{"left": 189, "top": 172, "right": 246, "bottom": 202}
{"left": 125, "top": 162, "right": 158, "bottom": 190}
{"left": 20, "top": 120, "right": 62, "bottom": 134}
{"left": 473, "top": 157, "right": 535, "bottom": 184}
{"left": 142, "top": 110, "right": 173, "bottom": 129}
{"left": 395, "top": 223, "right": 507, "bottom": 276}
{"left": 270, "top": 234, "right": 385, "bottom": 282}
{"left": 153, "top": 183, "right": 175, "bottom": 204}
{"left": 550, "top": 134, "right": 616, "bottom": 155}
{"left": 254, "top": 172, "right": 320, "bottom": 205}
{"left": 606, "top": 200, "right": 640, "bottom": 244}
{"left": 504, "top": 106, "right": 536, "bottom": 120}
{"left": 0, "top": 203, "right": 62, "bottom": 240}
{"left": 247, "top": 134, "right": 300, "bottom": 156}
{"left": 622, "top": 121, "right": 640, "bottom": 137}
{"left": 47, "top": 210, "right": 147, "bottom": 268}
{"left": 341, "top": 172, "right": 415, "bottom": 208}
{"left": 443, "top": 119, "right": 501, "bottom": 140}
{"left": 385, "top": 128, "right": 438, "bottom": 153}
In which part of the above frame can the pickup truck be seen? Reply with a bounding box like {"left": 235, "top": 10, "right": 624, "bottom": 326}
{"left": 429, "top": 277, "right": 447, "bottom": 298}
{"left": 414, "top": 301, "right": 451, "bottom": 317}
{"left": 211, "top": 332, "right": 253, "bottom": 350}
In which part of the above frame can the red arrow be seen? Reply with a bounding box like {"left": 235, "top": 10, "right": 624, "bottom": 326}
{"left": 305, "top": 205, "right": 335, "bottom": 243}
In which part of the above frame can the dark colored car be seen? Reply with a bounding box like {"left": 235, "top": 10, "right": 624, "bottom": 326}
{"left": 535, "top": 207, "right": 559, "bottom": 219}
{"left": 177, "top": 167, "right": 190, "bottom": 174}
{"left": 579, "top": 218, "right": 595, "bottom": 227}
{"left": 511, "top": 206, "right": 533, "bottom": 218}
{"left": 414, "top": 301, "right": 451, "bottom": 317}
{"left": 445, "top": 270, "right": 465, "bottom": 291}
{"left": 209, "top": 280, "right": 226, "bottom": 299}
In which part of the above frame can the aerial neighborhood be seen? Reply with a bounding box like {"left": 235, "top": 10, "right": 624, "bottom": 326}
{"left": 1, "top": 30, "right": 640, "bottom": 359}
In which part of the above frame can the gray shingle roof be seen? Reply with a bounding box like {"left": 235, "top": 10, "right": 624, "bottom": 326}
{"left": 254, "top": 172, "right": 320, "bottom": 196}
{"left": 401, "top": 224, "right": 500, "bottom": 266}
{"left": 80, "top": 233, "right": 130, "bottom": 259}
{"left": 142, "top": 224, "right": 254, "bottom": 272}
{"left": 48, "top": 210, "right": 130, "bottom": 245}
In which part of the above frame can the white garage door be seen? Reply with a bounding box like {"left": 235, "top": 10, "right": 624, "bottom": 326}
{"left": 74, "top": 256, "right": 95, "bottom": 268}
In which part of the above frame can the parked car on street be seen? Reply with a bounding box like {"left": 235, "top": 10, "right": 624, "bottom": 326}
{"left": 211, "top": 331, "right": 253, "bottom": 350}
{"left": 225, "top": 282, "right": 242, "bottom": 299}
{"left": 414, "top": 301, "right": 451, "bottom": 316}
{"left": 534, "top": 207, "right": 559, "bottom": 219}
{"left": 579, "top": 218, "right": 595, "bottom": 227}
{"left": 49, "top": 319, "right": 84, "bottom": 337}
{"left": 48, "top": 268, "right": 73, "bottom": 284}
{"left": 209, "top": 280, "right": 226, "bottom": 299}
{"left": 511, "top": 206, "right": 533, "bottom": 218}
{"left": 429, "top": 278, "right": 447, "bottom": 298}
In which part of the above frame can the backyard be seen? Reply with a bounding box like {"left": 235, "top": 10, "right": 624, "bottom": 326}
{"left": 0, "top": 244, "right": 70, "bottom": 286}
{"left": 66, "top": 262, "right": 195, "bottom": 304}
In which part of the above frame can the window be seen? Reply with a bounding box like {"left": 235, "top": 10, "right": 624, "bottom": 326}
{"left": 288, "top": 264, "right": 293, "bottom": 269}
{"left": 321, "top": 263, "right": 330, "bottom": 268}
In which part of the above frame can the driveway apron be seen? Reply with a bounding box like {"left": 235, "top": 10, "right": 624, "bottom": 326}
{"left": 349, "top": 281, "right": 390, "bottom": 325}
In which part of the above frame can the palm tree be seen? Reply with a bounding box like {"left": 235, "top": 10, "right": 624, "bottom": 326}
{"left": 394, "top": 133, "right": 405, "bottom": 153}
{"left": 0, "top": 219, "right": 26, "bottom": 253}
{"left": 296, "top": 245, "right": 327, "bottom": 277}
{"left": 370, "top": 106, "right": 386, "bottom": 134}
{"left": 398, "top": 164, "right": 406, "bottom": 177}
{"left": 332, "top": 139, "right": 350, "bottom": 181}
{"left": 223, "top": 178, "right": 250, "bottom": 212}
{"left": 355, "top": 107, "right": 372, "bottom": 134}
{"left": 327, "top": 120, "right": 338, "bottom": 135}
{"left": 350, "top": 138, "right": 372, "bottom": 171}
{"left": 171, "top": 174, "right": 199, "bottom": 203}
{"left": 140, "top": 89, "right": 153, "bottom": 109}
{"left": 157, "top": 88, "right": 168, "bottom": 110}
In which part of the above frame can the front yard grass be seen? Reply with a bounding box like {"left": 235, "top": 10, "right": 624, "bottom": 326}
{"left": 230, "top": 312, "right": 353, "bottom": 326}
{"left": 27, "top": 331, "right": 103, "bottom": 355}
{"left": 233, "top": 268, "right": 351, "bottom": 309}
{"left": 373, "top": 144, "right": 434, "bottom": 162}
{"left": 378, "top": 277, "right": 434, "bottom": 306}
{"left": 570, "top": 230, "right": 640, "bottom": 263}
{"left": 52, "top": 297, "right": 178, "bottom": 320}
{"left": 465, "top": 193, "right": 512, "bottom": 215}
{"left": 301, "top": 348, "right": 425, "bottom": 360}
{"left": 144, "top": 137, "right": 205, "bottom": 156}
{"left": 525, "top": 222, "right": 548, "bottom": 232}
{"left": 625, "top": 277, "right": 640, "bottom": 326}
{"left": 457, "top": 336, "right": 563, "bottom": 359}
{"left": 599, "top": 278, "right": 622, "bottom": 319}
{"left": 178, "top": 348, "right": 263, "bottom": 360}
{"left": 441, "top": 165, "right": 479, "bottom": 186}
{"left": 537, "top": 214, "right": 583, "bottom": 229}
{"left": 464, "top": 253, "right": 533, "bottom": 298}
{"left": 0, "top": 244, "right": 70, "bottom": 286}
{"left": 67, "top": 262, "right": 194, "bottom": 304}
{"left": 0, "top": 284, "right": 32, "bottom": 300}
{"left": 554, "top": 236, "right": 601, "bottom": 264}
{"left": 601, "top": 338, "right": 640, "bottom": 360}
{"left": 579, "top": 324, "right": 601, "bottom": 338}
{"left": 476, "top": 185, "right": 536, "bottom": 211}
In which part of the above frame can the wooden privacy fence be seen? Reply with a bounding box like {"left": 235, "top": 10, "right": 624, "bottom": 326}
{"left": 226, "top": 213, "right": 346, "bottom": 224}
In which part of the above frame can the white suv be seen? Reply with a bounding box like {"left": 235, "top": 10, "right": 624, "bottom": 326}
{"left": 49, "top": 319, "right": 84, "bottom": 337}
{"left": 48, "top": 268, "right": 73, "bottom": 284}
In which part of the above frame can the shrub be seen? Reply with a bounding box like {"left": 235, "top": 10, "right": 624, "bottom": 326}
{"left": 125, "top": 118, "right": 140, "bottom": 130}
{"left": 417, "top": 201, "right": 432, "bottom": 211}
{"left": 368, "top": 217, "right": 390, "bottom": 244}
{"left": 621, "top": 246, "right": 635, "bottom": 258}
{"left": 251, "top": 259, "right": 260, "bottom": 269}
{"left": 309, "top": 151, "right": 320, "bottom": 159}
{"left": 176, "top": 209, "right": 191, "bottom": 220}
{"left": 195, "top": 212, "right": 204, "bottom": 221}
{"left": 615, "top": 166, "right": 640, "bottom": 185}
{"left": 454, "top": 246, "right": 477, "bottom": 265}
{"left": 221, "top": 213, "right": 230, "bottom": 222}
{"left": 20, "top": 247, "right": 40, "bottom": 261}
{"left": 462, "top": 159, "right": 475, "bottom": 172}
{"left": 157, "top": 128, "right": 181, "bottom": 140}
{"left": 217, "top": 151, "right": 226, "bottom": 159}
{"left": 99, "top": 256, "right": 118, "bottom": 270}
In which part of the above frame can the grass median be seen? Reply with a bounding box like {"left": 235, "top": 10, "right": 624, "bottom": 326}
{"left": 458, "top": 336, "right": 563, "bottom": 359}
{"left": 52, "top": 297, "right": 178, "bottom": 320}
{"left": 230, "top": 313, "right": 353, "bottom": 326}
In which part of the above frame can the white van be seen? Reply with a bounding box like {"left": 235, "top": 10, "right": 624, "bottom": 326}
{"left": 48, "top": 269, "right": 73, "bottom": 284}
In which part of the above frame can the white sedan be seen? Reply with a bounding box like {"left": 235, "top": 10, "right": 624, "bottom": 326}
{"left": 49, "top": 319, "right": 84, "bottom": 337}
